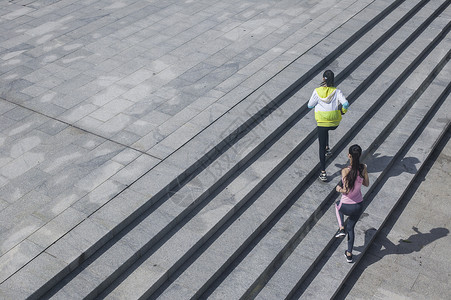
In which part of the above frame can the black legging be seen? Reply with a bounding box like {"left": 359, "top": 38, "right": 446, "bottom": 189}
{"left": 317, "top": 126, "right": 337, "bottom": 171}
{"left": 336, "top": 201, "right": 363, "bottom": 253}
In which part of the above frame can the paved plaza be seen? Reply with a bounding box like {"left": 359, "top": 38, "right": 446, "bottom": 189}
{"left": 0, "top": 0, "right": 449, "bottom": 298}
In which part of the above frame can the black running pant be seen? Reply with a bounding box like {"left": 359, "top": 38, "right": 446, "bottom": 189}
{"left": 335, "top": 201, "right": 363, "bottom": 253}
{"left": 317, "top": 125, "right": 337, "bottom": 171}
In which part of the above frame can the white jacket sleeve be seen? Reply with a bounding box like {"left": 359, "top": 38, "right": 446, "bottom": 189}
{"left": 307, "top": 90, "right": 318, "bottom": 109}
{"left": 336, "top": 89, "right": 349, "bottom": 109}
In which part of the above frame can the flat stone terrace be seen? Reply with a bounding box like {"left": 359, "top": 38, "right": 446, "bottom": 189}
{"left": 0, "top": 0, "right": 449, "bottom": 299}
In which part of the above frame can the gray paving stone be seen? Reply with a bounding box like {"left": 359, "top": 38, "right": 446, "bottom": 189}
{"left": 59, "top": 103, "right": 99, "bottom": 123}
{"left": 147, "top": 122, "right": 203, "bottom": 158}
{"left": 45, "top": 217, "right": 111, "bottom": 266}
{"left": 3, "top": 105, "right": 32, "bottom": 121}
{"left": 70, "top": 179, "right": 127, "bottom": 216}
{"left": 0, "top": 252, "right": 67, "bottom": 299}
{"left": 50, "top": 270, "right": 100, "bottom": 300}
{"left": 117, "top": 208, "right": 176, "bottom": 253}
{"left": 0, "top": 238, "right": 43, "bottom": 283}
{"left": 0, "top": 167, "right": 50, "bottom": 203}
{"left": 109, "top": 154, "right": 160, "bottom": 186}
{"left": 36, "top": 119, "right": 68, "bottom": 136}
{"left": 105, "top": 262, "right": 167, "bottom": 299}
{"left": 132, "top": 130, "right": 166, "bottom": 153}
{"left": 32, "top": 190, "right": 87, "bottom": 223}
{"left": 0, "top": 213, "right": 44, "bottom": 257}
{"left": 28, "top": 207, "right": 86, "bottom": 249}
{"left": 0, "top": 99, "right": 16, "bottom": 115}
{"left": 128, "top": 160, "right": 185, "bottom": 199}
{"left": 60, "top": 242, "right": 137, "bottom": 298}
{"left": 122, "top": 120, "right": 156, "bottom": 139}
{"left": 190, "top": 103, "right": 229, "bottom": 128}
{"left": 6, "top": 130, "right": 49, "bottom": 159}
{"left": 111, "top": 130, "right": 144, "bottom": 146}
{"left": 0, "top": 190, "right": 51, "bottom": 229}
{"left": 74, "top": 115, "right": 104, "bottom": 131}
{"left": 0, "top": 117, "right": 16, "bottom": 134}
{"left": 95, "top": 113, "right": 139, "bottom": 139}
{"left": 3, "top": 112, "right": 47, "bottom": 139}
{"left": 35, "top": 144, "right": 86, "bottom": 174}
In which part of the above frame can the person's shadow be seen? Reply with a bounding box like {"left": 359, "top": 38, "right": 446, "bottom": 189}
{"left": 365, "top": 153, "right": 420, "bottom": 176}
{"left": 334, "top": 152, "right": 420, "bottom": 175}
{"left": 335, "top": 226, "right": 449, "bottom": 300}
{"left": 354, "top": 226, "right": 449, "bottom": 266}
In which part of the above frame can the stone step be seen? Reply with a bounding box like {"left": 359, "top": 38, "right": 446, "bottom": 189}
{"left": 98, "top": 3, "right": 450, "bottom": 300}
{"left": 152, "top": 14, "right": 451, "bottom": 300}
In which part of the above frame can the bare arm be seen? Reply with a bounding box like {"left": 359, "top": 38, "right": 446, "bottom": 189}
{"left": 362, "top": 164, "right": 370, "bottom": 187}
{"left": 335, "top": 168, "right": 350, "bottom": 194}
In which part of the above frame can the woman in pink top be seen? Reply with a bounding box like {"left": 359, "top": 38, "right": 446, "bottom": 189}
{"left": 335, "top": 144, "right": 370, "bottom": 262}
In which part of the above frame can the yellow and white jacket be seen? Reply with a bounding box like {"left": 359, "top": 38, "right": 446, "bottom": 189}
{"left": 307, "top": 86, "right": 349, "bottom": 127}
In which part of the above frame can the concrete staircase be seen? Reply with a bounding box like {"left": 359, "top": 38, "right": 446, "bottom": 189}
{"left": 2, "top": 0, "right": 450, "bottom": 299}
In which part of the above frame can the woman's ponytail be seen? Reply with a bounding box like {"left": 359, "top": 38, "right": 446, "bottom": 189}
{"left": 345, "top": 144, "right": 363, "bottom": 191}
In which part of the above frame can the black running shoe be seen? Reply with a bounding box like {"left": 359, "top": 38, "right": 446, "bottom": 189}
{"left": 345, "top": 251, "right": 353, "bottom": 263}
{"left": 319, "top": 172, "right": 327, "bottom": 182}
{"left": 325, "top": 148, "right": 332, "bottom": 157}
{"left": 335, "top": 229, "right": 345, "bottom": 238}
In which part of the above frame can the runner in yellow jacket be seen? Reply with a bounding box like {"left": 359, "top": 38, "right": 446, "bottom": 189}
{"left": 308, "top": 70, "right": 349, "bottom": 182}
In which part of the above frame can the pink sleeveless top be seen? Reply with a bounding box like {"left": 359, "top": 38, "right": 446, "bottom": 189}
{"left": 341, "top": 168, "right": 364, "bottom": 204}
